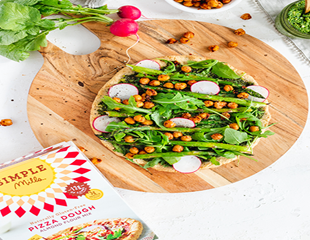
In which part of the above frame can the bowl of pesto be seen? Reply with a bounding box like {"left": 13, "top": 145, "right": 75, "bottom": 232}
{"left": 275, "top": 0, "right": 310, "bottom": 39}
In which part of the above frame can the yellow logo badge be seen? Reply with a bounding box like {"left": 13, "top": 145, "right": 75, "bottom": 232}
{"left": 85, "top": 189, "right": 104, "bottom": 200}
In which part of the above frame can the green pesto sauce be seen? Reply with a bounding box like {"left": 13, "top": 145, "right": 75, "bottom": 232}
{"left": 287, "top": 0, "right": 310, "bottom": 34}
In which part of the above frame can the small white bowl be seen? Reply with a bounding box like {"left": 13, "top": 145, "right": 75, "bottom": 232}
{"left": 165, "top": 0, "right": 243, "bottom": 13}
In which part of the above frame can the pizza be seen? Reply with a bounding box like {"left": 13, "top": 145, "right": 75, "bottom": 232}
{"left": 90, "top": 55, "right": 273, "bottom": 173}
{"left": 47, "top": 218, "right": 143, "bottom": 240}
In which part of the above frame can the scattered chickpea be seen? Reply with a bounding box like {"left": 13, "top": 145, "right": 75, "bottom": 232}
{"left": 229, "top": 123, "right": 239, "bottom": 130}
{"left": 240, "top": 13, "right": 252, "bottom": 20}
{"left": 189, "top": 116, "right": 202, "bottom": 123}
{"left": 124, "top": 135, "right": 135, "bottom": 143}
{"left": 175, "top": 82, "right": 187, "bottom": 90}
{"left": 146, "top": 88, "right": 157, "bottom": 96}
{"left": 214, "top": 101, "right": 227, "bottom": 109}
{"left": 143, "top": 101, "right": 155, "bottom": 109}
{"left": 158, "top": 75, "right": 170, "bottom": 81}
{"left": 183, "top": 31, "right": 195, "bottom": 39}
{"left": 228, "top": 41, "right": 238, "bottom": 48}
{"left": 90, "top": 157, "right": 102, "bottom": 165}
{"left": 181, "top": 65, "right": 192, "bottom": 73}
{"left": 181, "top": 135, "right": 192, "bottom": 142}
{"left": 237, "top": 92, "right": 249, "bottom": 99}
{"left": 129, "top": 147, "right": 139, "bottom": 154}
{"left": 149, "top": 80, "right": 161, "bottom": 86}
{"left": 164, "top": 132, "right": 174, "bottom": 140}
{"left": 208, "top": 45, "right": 219, "bottom": 52}
{"left": 199, "top": 113, "right": 209, "bottom": 119}
{"left": 139, "top": 77, "right": 150, "bottom": 85}
{"left": 180, "top": 37, "right": 190, "bottom": 44}
{"left": 123, "top": 99, "right": 129, "bottom": 105}
{"left": 136, "top": 101, "right": 144, "bottom": 108}
{"left": 173, "top": 132, "right": 183, "bottom": 138}
{"left": 164, "top": 120, "right": 176, "bottom": 128}
{"left": 125, "top": 117, "right": 135, "bottom": 125}
{"left": 78, "top": 146, "right": 87, "bottom": 153}
{"left": 223, "top": 85, "right": 233, "bottom": 92}
{"left": 211, "top": 133, "right": 223, "bottom": 140}
{"left": 227, "top": 102, "right": 238, "bottom": 109}
{"left": 166, "top": 38, "right": 178, "bottom": 44}
{"left": 134, "top": 115, "right": 146, "bottom": 123}
{"left": 182, "top": 113, "right": 192, "bottom": 119}
{"left": 204, "top": 100, "right": 214, "bottom": 107}
{"left": 133, "top": 95, "right": 142, "bottom": 101}
{"left": 163, "top": 82, "right": 174, "bottom": 89}
{"left": 142, "top": 120, "right": 153, "bottom": 126}
{"left": 249, "top": 126, "right": 260, "bottom": 132}
{"left": 187, "top": 80, "right": 197, "bottom": 86}
{"left": 234, "top": 28, "right": 246, "bottom": 36}
{"left": 221, "top": 112, "right": 231, "bottom": 120}
{"left": 145, "top": 146, "right": 155, "bottom": 153}
{"left": 172, "top": 145, "right": 184, "bottom": 152}
{"left": 139, "top": 150, "right": 147, "bottom": 155}
{"left": 125, "top": 153, "right": 135, "bottom": 159}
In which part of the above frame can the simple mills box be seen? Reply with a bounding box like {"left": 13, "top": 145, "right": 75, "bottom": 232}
{"left": 0, "top": 142, "right": 157, "bottom": 240}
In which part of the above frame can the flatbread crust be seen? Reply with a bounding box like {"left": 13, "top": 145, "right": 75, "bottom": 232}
{"left": 90, "top": 55, "right": 271, "bottom": 172}
{"left": 46, "top": 218, "right": 143, "bottom": 240}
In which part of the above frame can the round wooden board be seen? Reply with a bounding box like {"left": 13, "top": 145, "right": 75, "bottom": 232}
{"left": 27, "top": 20, "right": 308, "bottom": 193}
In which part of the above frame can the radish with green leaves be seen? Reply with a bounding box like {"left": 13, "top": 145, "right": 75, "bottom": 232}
{"left": 117, "top": 5, "right": 141, "bottom": 20}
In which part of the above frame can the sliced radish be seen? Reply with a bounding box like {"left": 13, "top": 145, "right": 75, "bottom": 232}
{"left": 92, "top": 115, "right": 120, "bottom": 133}
{"left": 135, "top": 60, "right": 161, "bottom": 70}
{"left": 173, "top": 155, "right": 201, "bottom": 174}
{"left": 170, "top": 117, "right": 195, "bottom": 128}
{"left": 108, "top": 83, "right": 139, "bottom": 101}
{"left": 246, "top": 85, "right": 269, "bottom": 102}
{"left": 191, "top": 81, "right": 220, "bottom": 95}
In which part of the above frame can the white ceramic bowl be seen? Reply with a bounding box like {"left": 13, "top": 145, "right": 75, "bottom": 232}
{"left": 165, "top": 0, "right": 243, "bottom": 13}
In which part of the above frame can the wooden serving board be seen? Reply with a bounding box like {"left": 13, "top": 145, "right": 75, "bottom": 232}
{"left": 27, "top": 20, "right": 308, "bottom": 193}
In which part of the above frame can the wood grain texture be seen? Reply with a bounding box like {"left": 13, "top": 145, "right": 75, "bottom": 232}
{"left": 27, "top": 20, "right": 308, "bottom": 193}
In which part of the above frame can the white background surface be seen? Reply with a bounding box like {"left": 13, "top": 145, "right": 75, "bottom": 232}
{"left": 1, "top": 0, "right": 310, "bottom": 239}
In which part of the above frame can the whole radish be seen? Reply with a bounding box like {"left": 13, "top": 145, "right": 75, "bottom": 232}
{"left": 110, "top": 18, "right": 139, "bottom": 37}
{"left": 117, "top": 5, "right": 141, "bottom": 20}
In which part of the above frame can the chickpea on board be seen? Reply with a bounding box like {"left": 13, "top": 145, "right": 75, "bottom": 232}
{"left": 0, "top": 119, "right": 13, "bottom": 126}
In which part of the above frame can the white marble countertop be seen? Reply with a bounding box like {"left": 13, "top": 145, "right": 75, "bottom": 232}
{"left": 1, "top": 0, "right": 310, "bottom": 239}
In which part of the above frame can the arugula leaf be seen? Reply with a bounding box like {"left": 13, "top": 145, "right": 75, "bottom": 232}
{"left": 144, "top": 158, "right": 162, "bottom": 169}
{"left": 106, "top": 228, "right": 123, "bottom": 240}
{"left": 105, "top": 121, "right": 129, "bottom": 132}
{"left": 163, "top": 156, "right": 181, "bottom": 165}
{"left": 127, "top": 64, "right": 163, "bottom": 75}
{"left": 151, "top": 111, "right": 165, "bottom": 128}
{"left": 210, "top": 156, "right": 220, "bottom": 165}
{"left": 248, "top": 130, "right": 275, "bottom": 138}
{"left": 114, "top": 132, "right": 126, "bottom": 141}
{"left": 157, "top": 59, "right": 176, "bottom": 73}
{"left": 76, "top": 235, "right": 86, "bottom": 240}
{"left": 187, "top": 59, "right": 218, "bottom": 69}
{"left": 213, "top": 149, "right": 236, "bottom": 159}
{"left": 211, "top": 62, "right": 240, "bottom": 79}
{"left": 224, "top": 128, "right": 248, "bottom": 145}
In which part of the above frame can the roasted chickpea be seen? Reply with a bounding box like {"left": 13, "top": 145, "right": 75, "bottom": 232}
{"left": 164, "top": 132, "right": 174, "bottom": 140}
{"left": 166, "top": 38, "right": 178, "bottom": 44}
{"left": 181, "top": 65, "right": 192, "bottom": 73}
{"left": 129, "top": 147, "right": 139, "bottom": 154}
{"left": 112, "top": 97, "right": 121, "bottom": 103}
{"left": 183, "top": 31, "right": 195, "bottom": 39}
{"left": 149, "top": 80, "right": 161, "bottom": 86}
{"left": 208, "top": 45, "right": 219, "bottom": 52}
{"left": 139, "top": 77, "right": 150, "bottom": 85}
{"left": 158, "top": 75, "right": 170, "bottom": 81}
{"left": 189, "top": 116, "right": 202, "bottom": 123}
{"left": 125, "top": 117, "right": 135, "bottom": 125}
{"left": 172, "top": 145, "right": 184, "bottom": 152}
{"left": 200, "top": 3, "right": 211, "bottom": 9}
{"left": 180, "top": 37, "right": 190, "bottom": 44}
{"left": 240, "top": 118, "right": 247, "bottom": 122}
{"left": 228, "top": 41, "right": 238, "bottom": 48}
{"left": 214, "top": 101, "right": 227, "bottom": 109}
{"left": 143, "top": 101, "right": 155, "bottom": 109}
{"left": 133, "top": 95, "right": 142, "bottom": 101}
{"left": 164, "top": 120, "right": 176, "bottom": 128}
{"left": 208, "top": 0, "right": 219, "bottom": 8}
{"left": 141, "top": 93, "right": 147, "bottom": 101}
{"left": 90, "top": 157, "right": 102, "bottom": 165}
{"left": 124, "top": 135, "right": 134, "bottom": 143}
{"left": 240, "top": 13, "right": 252, "bottom": 20}
{"left": 221, "top": 112, "right": 231, "bottom": 120}
{"left": 175, "top": 83, "right": 187, "bottom": 90}
{"left": 204, "top": 100, "right": 214, "bottom": 107}
{"left": 146, "top": 88, "right": 158, "bottom": 96}
{"left": 181, "top": 135, "right": 192, "bottom": 142}
{"left": 223, "top": 85, "right": 234, "bottom": 92}
{"left": 229, "top": 123, "right": 239, "bottom": 130}
{"left": 125, "top": 153, "right": 135, "bottom": 159}
{"left": 78, "top": 146, "right": 87, "bottom": 153}
{"left": 139, "top": 150, "right": 147, "bottom": 155}
{"left": 249, "top": 126, "right": 260, "bottom": 132}
{"left": 228, "top": 102, "right": 238, "bottom": 109}
{"left": 163, "top": 82, "right": 174, "bottom": 89}
{"left": 134, "top": 115, "right": 146, "bottom": 123}
{"left": 223, "top": 0, "right": 231, "bottom": 3}
{"left": 174, "top": 0, "right": 183, "bottom": 2}
{"left": 182, "top": 113, "right": 192, "bottom": 119}
{"left": 216, "top": 1, "right": 223, "bottom": 8}
{"left": 144, "top": 146, "right": 155, "bottom": 153}
{"left": 173, "top": 132, "right": 183, "bottom": 138}
{"left": 237, "top": 92, "right": 249, "bottom": 99}
{"left": 142, "top": 120, "right": 153, "bottom": 126}
{"left": 199, "top": 113, "right": 209, "bottom": 119}
{"left": 187, "top": 80, "right": 197, "bottom": 86}
{"left": 123, "top": 99, "right": 129, "bottom": 105}
{"left": 211, "top": 133, "right": 223, "bottom": 140}
{"left": 234, "top": 28, "right": 246, "bottom": 36}
{"left": 183, "top": 1, "right": 193, "bottom": 7}
{"left": 193, "top": 2, "right": 200, "bottom": 7}
{"left": 136, "top": 101, "right": 144, "bottom": 108}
